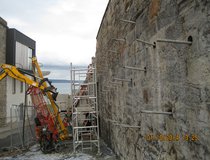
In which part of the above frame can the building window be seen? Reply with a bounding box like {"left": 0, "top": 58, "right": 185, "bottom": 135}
{"left": 20, "top": 82, "right": 24, "bottom": 93}
{"left": 28, "top": 48, "right": 32, "bottom": 70}
{"left": 15, "top": 42, "right": 33, "bottom": 70}
{"left": 12, "top": 79, "right": 16, "bottom": 94}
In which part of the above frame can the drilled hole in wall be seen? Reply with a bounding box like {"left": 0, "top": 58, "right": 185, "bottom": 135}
{"left": 153, "top": 42, "right": 156, "bottom": 48}
{"left": 167, "top": 108, "right": 172, "bottom": 112}
{"left": 164, "top": 102, "right": 174, "bottom": 113}
{"left": 144, "top": 67, "right": 147, "bottom": 76}
{"left": 188, "top": 36, "right": 193, "bottom": 43}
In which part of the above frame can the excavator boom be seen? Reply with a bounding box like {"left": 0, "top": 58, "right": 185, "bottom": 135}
{"left": 0, "top": 64, "right": 45, "bottom": 90}
{"left": 0, "top": 57, "right": 69, "bottom": 153}
{"left": 0, "top": 70, "right": 7, "bottom": 80}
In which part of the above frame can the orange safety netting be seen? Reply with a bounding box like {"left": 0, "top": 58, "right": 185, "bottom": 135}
{"left": 27, "top": 86, "right": 58, "bottom": 141}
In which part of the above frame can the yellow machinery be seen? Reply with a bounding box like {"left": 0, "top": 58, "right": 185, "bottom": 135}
{"left": 0, "top": 57, "right": 69, "bottom": 152}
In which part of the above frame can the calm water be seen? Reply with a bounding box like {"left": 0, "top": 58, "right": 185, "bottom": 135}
{"left": 53, "top": 82, "right": 71, "bottom": 94}
{"left": 42, "top": 65, "right": 86, "bottom": 94}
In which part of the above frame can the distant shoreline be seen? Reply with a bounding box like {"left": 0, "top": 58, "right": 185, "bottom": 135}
{"left": 50, "top": 79, "right": 83, "bottom": 83}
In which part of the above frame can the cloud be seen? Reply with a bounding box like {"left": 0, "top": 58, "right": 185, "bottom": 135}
{"left": 5, "top": 17, "right": 29, "bottom": 28}
{"left": 46, "top": 1, "right": 77, "bottom": 15}
{"left": 0, "top": 0, "right": 108, "bottom": 66}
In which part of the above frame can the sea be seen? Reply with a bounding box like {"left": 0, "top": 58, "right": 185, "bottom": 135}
{"left": 52, "top": 82, "right": 71, "bottom": 94}
{"left": 42, "top": 64, "right": 86, "bottom": 94}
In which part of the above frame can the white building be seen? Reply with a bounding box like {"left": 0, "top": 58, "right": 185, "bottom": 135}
{"left": 0, "top": 17, "right": 36, "bottom": 148}
{"left": 6, "top": 29, "right": 36, "bottom": 123}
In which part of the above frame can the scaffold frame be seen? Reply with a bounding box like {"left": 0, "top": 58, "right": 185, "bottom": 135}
{"left": 70, "top": 63, "right": 100, "bottom": 154}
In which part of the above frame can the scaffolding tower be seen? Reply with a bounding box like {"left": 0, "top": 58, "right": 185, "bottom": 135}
{"left": 70, "top": 63, "right": 100, "bottom": 153}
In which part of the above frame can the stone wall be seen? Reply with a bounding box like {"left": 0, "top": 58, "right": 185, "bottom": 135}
{"left": 96, "top": 0, "right": 210, "bottom": 159}
{"left": 0, "top": 17, "right": 7, "bottom": 127}
{"left": 57, "top": 94, "right": 72, "bottom": 111}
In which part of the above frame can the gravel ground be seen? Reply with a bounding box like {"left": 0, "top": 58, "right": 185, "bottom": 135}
{"left": 0, "top": 141, "right": 118, "bottom": 160}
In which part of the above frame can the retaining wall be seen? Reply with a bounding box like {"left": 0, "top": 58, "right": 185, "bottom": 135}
{"left": 96, "top": 0, "right": 210, "bottom": 159}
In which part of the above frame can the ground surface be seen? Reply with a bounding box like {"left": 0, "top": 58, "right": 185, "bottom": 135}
{"left": 0, "top": 141, "right": 118, "bottom": 160}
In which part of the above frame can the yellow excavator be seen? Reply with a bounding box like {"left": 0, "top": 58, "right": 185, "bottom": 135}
{"left": 0, "top": 57, "right": 70, "bottom": 153}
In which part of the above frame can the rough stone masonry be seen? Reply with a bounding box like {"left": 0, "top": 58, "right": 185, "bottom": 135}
{"left": 0, "top": 17, "right": 7, "bottom": 127}
{"left": 96, "top": 0, "right": 210, "bottom": 160}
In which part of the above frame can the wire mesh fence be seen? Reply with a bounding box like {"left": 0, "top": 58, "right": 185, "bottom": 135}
{"left": 8, "top": 104, "right": 36, "bottom": 150}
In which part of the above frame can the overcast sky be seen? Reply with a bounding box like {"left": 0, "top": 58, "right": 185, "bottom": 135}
{"left": 0, "top": 0, "right": 108, "bottom": 66}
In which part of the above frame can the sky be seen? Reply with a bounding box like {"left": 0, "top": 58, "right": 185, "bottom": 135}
{"left": 0, "top": 0, "right": 108, "bottom": 66}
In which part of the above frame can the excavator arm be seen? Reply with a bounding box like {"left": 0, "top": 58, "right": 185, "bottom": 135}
{"left": 0, "top": 69, "right": 7, "bottom": 80}
{"left": 0, "top": 64, "right": 45, "bottom": 90}
{"left": 0, "top": 58, "right": 68, "bottom": 142}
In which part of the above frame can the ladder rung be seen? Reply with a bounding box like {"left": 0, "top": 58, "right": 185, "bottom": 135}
{"left": 75, "top": 140, "right": 98, "bottom": 143}
{"left": 74, "top": 96, "right": 96, "bottom": 99}
{"left": 82, "top": 133, "right": 92, "bottom": 136}
{"left": 73, "top": 126, "right": 97, "bottom": 129}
